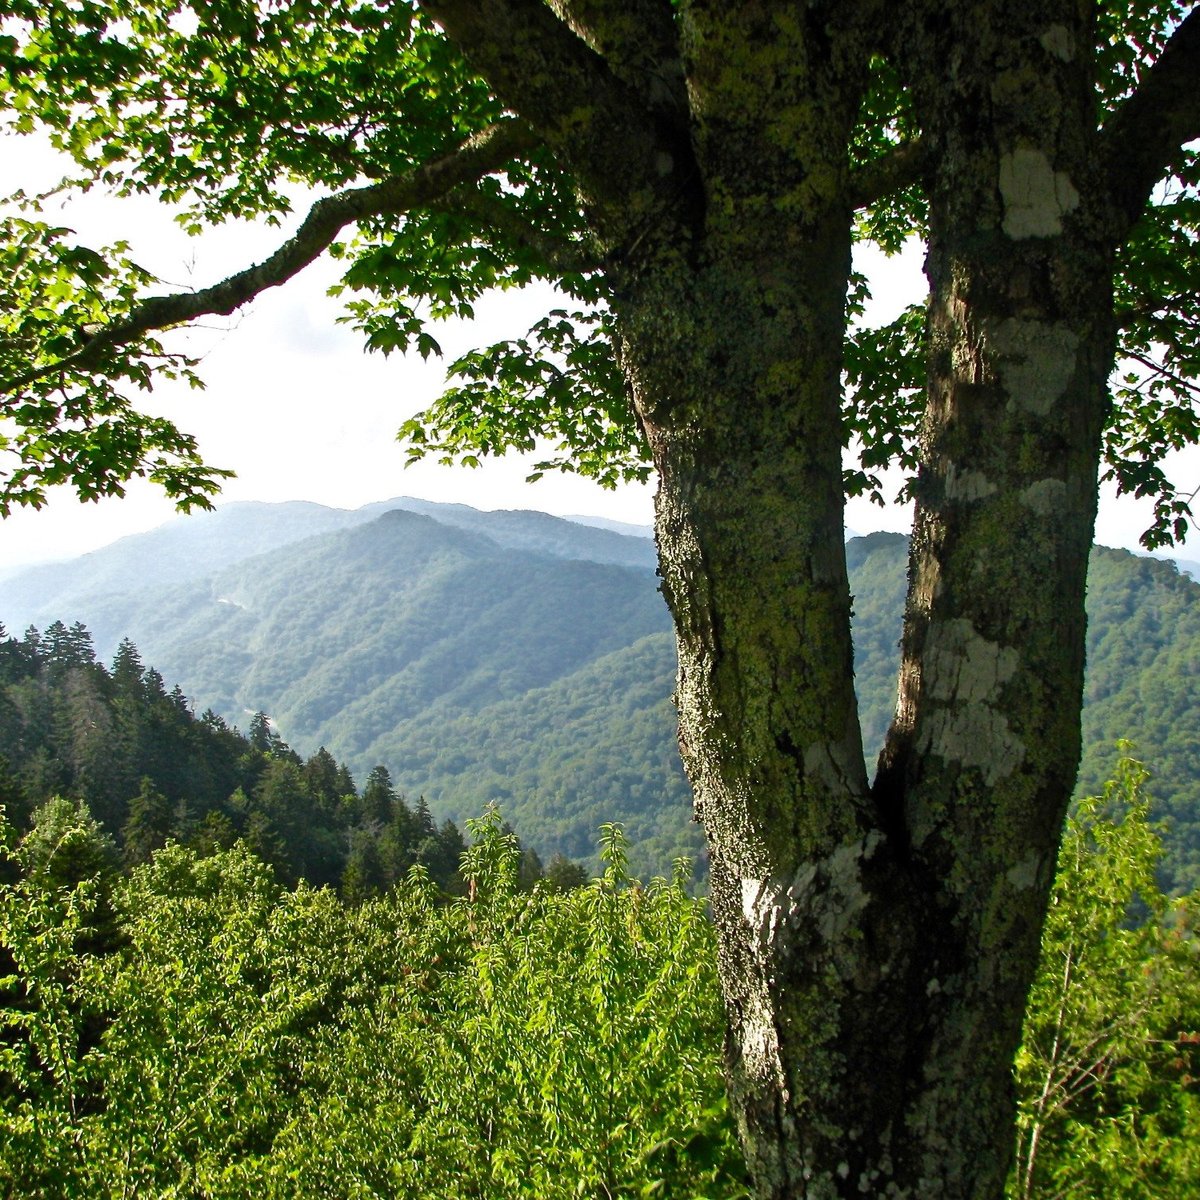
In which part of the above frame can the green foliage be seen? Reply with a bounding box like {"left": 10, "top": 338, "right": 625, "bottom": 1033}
{"left": 0, "top": 214, "right": 226, "bottom": 515}
{"left": 399, "top": 304, "right": 651, "bottom": 488}
{"left": 0, "top": 0, "right": 583, "bottom": 513}
{"left": 1011, "top": 749, "right": 1200, "bottom": 1199}
{"left": 17, "top": 793, "right": 117, "bottom": 889}
{"left": 0, "top": 798, "right": 117, "bottom": 1192}
{"left": 841, "top": 278, "right": 925, "bottom": 508}
{"left": 3, "top": 760, "right": 1197, "bottom": 1197}
{"left": 1076, "top": 549, "right": 1200, "bottom": 894}
{"left": 0, "top": 805, "right": 747, "bottom": 1198}
{"left": 0, "top": 619, "right": 507, "bottom": 898}
{"left": 2, "top": 4, "right": 1197, "bottom": 541}
{"left": 1099, "top": 3, "right": 1200, "bottom": 548}
{"left": 120, "top": 776, "right": 173, "bottom": 866}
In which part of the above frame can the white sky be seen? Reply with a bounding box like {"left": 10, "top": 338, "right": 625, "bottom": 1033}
{"left": 1, "top": 134, "right": 1196, "bottom": 568}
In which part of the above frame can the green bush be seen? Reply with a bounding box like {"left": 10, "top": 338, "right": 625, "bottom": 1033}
{"left": 0, "top": 803, "right": 747, "bottom": 1198}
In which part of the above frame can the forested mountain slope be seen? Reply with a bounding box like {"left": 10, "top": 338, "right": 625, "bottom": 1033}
{"left": 3, "top": 503, "right": 1198, "bottom": 887}
{"left": 1079, "top": 548, "right": 1200, "bottom": 890}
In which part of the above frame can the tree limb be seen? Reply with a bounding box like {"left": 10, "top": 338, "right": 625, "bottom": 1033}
{"left": 1, "top": 120, "right": 538, "bottom": 396}
{"left": 441, "top": 188, "right": 602, "bottom": 279}
{"left": 416, "top": 0, "right": 672, "bottom": 207}
{"left": 1101, "top": 5, "right": 1200, "bottom": 236}
{"left": 1124, "top": 349, "right": 1200, "bottom": 400}
{"left": 547, "top": 0, "right": 687, "bottom": 118}
{"left": 1115, "top": 289, "right": 1200, "bottom": 329}
{"left": 850, "top": 137, "right": 928, "bottom": 211}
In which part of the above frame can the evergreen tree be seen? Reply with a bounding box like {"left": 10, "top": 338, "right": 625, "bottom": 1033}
{"left": 378, "top": 792, "right": 419, "bottom": 886}
{"left": 248, "top": 711, "right": 278, "bottom": 755}
{"left": 517, "top": 846, "right": 545, "bottom": 892}
{"left": 413, "top": 796, "right": 436, "bottom": 843}
{"left": 434, "top": 819, "right": 467, "bottom": 893}
{"left": 238, "top": 810, "right": 285, "bottom": 880}
{"left": 108, "top": 638, "right": 146, "bottom": 700}
{"left": 249, "top": 759, "right": 316, "bottom": 885}
{"left": 186, "top": 809, "right": 238, "bottom": 857}
{"left": 359, "top": 764, "right": 397, "bottom": 828}
{"left": 303, "top": 747, "right": 343, "bottom": 814}
{"left": 332, "top": 762, "right": 357, "bottom": 804}
{"left": 142, "top": 669, "right": 166, "bottom": 702}
{"left": 0, "top": 624, "right": 37, "bottom": 687}
{"left": 43, "top": 621, "right": 98, "bottom": 679}
{"left": 57, "top": 664, "right": 126, "bottom": 829}
{"left": 545, "top": 852, "right": 589, "bottom": 893}
{"left": 121, "top": 778, "right": 175, "bottom": 867}
{"left": 341, "top": 830, "right": 388, "bottom": 905}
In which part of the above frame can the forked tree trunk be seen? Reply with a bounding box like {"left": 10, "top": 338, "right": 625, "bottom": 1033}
{"left": 615, "top": 7, "right": 1118, "bottom": 1195}
{"left": 436, "top": 2, "right": 1141, "bottom": 1194}
{"left": 633, "top": 234, "right": 1113, "bottom": 1200}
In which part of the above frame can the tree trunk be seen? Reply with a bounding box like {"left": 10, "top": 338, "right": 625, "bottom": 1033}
{"left": 613, "top": 6, "right": 1120, "bottom": 1196}
{"left": 624, "top": 208, "right": 901, "bottom": 1197}
{"left": 438, "top": 2, "right": 1141, "bottom": 1194}
{"left": 635, "top": 235, "right": 1113, "bottom": 1200}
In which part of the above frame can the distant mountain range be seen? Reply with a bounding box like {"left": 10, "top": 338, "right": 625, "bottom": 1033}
{"left": 2, "top": 498, "right": 1198, "bottom": 888}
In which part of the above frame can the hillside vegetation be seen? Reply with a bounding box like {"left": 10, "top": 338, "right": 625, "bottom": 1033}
{"left": 2, "top": 759, "right": 1195, "bottom": 1198}
{"left": 3, "top": 501, "right": 1198, "bottom": 887}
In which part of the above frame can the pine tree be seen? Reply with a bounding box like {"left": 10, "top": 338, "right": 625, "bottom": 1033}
{"left": 109, "top": 639, "right": 146, "bottom": 699}
{"left": 359, "top": 765, "right": 396, "bottom": 828}
{"left": 303, "top": 747, "right": 343, "bottom": 813}
{"left": 341, "top": 830, "right": 388, "bottom": 905}
{"left": 121, "top": 778, "right": 174, "bottom": 867}
{"left": 517, "top": 846, "right": 545, "bottom": 891}
{"left": 545, "top": 852, "right": 589, "bottom": 893}
{"left": 247, "top": 711, "right": 279, "bottom": 756}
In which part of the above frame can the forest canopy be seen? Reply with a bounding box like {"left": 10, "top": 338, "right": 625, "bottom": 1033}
{"left": 1, "top": 754, "right": 1197, "bottom": 1198}
{"left": 0, "top": 618, "right": 583, "bottom": 898}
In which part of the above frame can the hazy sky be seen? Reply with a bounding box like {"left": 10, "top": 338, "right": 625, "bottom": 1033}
{"left": 2, "top": 134, "right": 1196, "bottom": 568}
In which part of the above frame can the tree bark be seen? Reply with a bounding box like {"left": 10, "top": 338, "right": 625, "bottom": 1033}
{"left": 605, "top": 9, "right": 906, "bottom": 1186}
{"left": 619, "top": 3, "right": 1122, "bottom": 1196}
{"left": 624, "top": 212, "right": 891, "bottom": 1199}
{"left": 869, "top": 3, "right": 1118, "bottom": 1195}
{"left": 117, "top": 2, "right": 1190, "bottom": 1195}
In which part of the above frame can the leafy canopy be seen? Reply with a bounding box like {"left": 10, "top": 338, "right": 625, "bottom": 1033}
{"left": 0, "top": 2, "right": 1198, "bottom": 542}
{"left": 0, "top": 802, "right": 746, "bottom": 1197}
{"left": 2, "top": 759, "right": 1196, "bottom": 1196}
{"left": 1011, "top": 749, "right": 1200, "bottom": 1199}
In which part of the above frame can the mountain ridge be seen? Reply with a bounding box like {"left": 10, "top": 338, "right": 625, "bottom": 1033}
{"left": 2, "top": 498, "right": 1198, "bottom": 886}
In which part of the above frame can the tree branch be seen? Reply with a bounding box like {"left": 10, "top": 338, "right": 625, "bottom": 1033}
{"left": 1, "top": 121, "right": 538, "bottom": 396}
{"left": 1116, "top": 289, "right": 1200, "bottom": 329}
{"left": 850, "top": 137, "right": 928, "bottom": 211}
{"left": 416, "top": 0, "right": 671, "bottom": 207}
{"left": 1124, "top": 349, "right": 1200, "bottom": 400}
{"left": 548, "top": 0, "right": 687, "bottom": 118}
{"left": 1101, "top": 6, "right": 1200, "bottom": 236}
{"left": 441, "top": 188, "right": 601, "bottom": 278}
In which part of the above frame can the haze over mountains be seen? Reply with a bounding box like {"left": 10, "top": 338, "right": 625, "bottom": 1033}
{"left": 2, "top": 497, "right": 1198, "bottom": 886}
